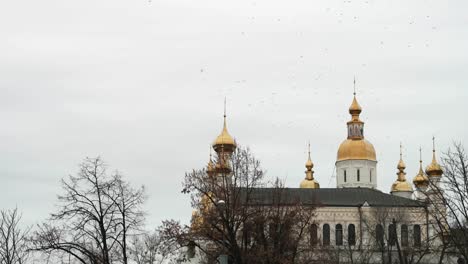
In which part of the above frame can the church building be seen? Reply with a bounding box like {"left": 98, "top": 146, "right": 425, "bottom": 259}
{"left": 188, "top": 91, "right": 453, "bottom": 263}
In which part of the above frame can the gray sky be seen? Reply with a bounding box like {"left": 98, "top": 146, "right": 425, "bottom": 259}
{"left": 1, "top": 0, "right": 468, "bottom": 229}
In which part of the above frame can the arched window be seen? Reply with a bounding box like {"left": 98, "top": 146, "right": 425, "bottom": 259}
{"left": 336, "top": 224, "right": 343, "bottom": 246}
{"left": 344, "top": 170, "right": 347, "bottom": 182}
{"left": 389, "top": 224, "right": 397, "bottom": 246}
{"left": 376, "top": 224, "right": 384, "bottom": 247}
{"left": 323, "top": 224, "right": 330, "bottom": 246}
{"left": 310, "top": 224, "right": 318, "bottom": 246}
{"left": 370, "top": 169, "right": 372, "bottom": 182}
{"left": 348, "top": 224, "right": 356, "bottom": 246}
{"left": 414, "top": 225, "right": 421, "bottom": 247}
{"left": 357, "top": 169, "right": 360, "bottom": 181}
{"left": 401, "top": 224, "right": 408, "bottom": 247}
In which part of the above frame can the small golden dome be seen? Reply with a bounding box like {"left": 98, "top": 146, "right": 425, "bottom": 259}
{"left": 391, "top": 144, "right": 413, "bottom": 192}
{"left": 426, "top": 164, "right": 442, "bottom": 175}
{"left": 213, "top": 116, "right": 236, "bottom": 152}
{"left": 337, "top": 139, "right": 377, "bottom": 161}
{"left": 425, "top": 138, "right": 443, "bottom": 176}
{"left": 300, "top": 179, "right": 320, "bottom": 189}
{"left": 300, "top": 142, "right": 319, "bottom": 189}
{"left": 426, "top": 159, "right": 442, "bottom": 176}
{"left": 397, "top": 159, "right": 406, "bottom": 170}
{"left": 413, "top": 151, "right": 429, "bottom": 188}
{"left": 349, "top": 95, "right": 362, "bottom": 116}
{"left": 413, "top": 172, "right": 429, "bottom": 187}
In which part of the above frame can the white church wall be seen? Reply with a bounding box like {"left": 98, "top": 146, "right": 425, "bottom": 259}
{"left": 336, "top": 160, "right": 378, "bottom": 189}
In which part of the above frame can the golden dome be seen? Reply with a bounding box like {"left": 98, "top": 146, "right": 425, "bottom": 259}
{"left": 349, "top": 95, "right": 362, "bottom": 116}
{"left": 213, "top": 115, "right": 236, "bottom": 152}
{"left": 425, "top": 138, "right": 443, "bottom": 176}
{"left": 337, "top": 139, "right": 377, "bottom": 161}
{"left": 337, "top": 91, "right": 376, "bottom": 162}
{"left": 413, "top": 150, "right": 429, "bottom": 188}
{"left": 397, "top": 159, "right": 406, "bottom": 171}
{"left": 426, "top": 158, "right": 442, "bottom": 176}
{"left": 300, "top": 143, "right": 319, "bottom": 189}
{"left": 300, "top": 179, "right": 320, "bottom": 189}
{"left": 413, "top": 171, "right": 429, "bottom": 188}
{"left": 391, "top": 143, "right": 413, "bottom": 192}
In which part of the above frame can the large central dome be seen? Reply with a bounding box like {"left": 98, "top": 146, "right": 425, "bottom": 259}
{"left": 336, "top": 90, "right": 378, "bottom": 189}
{"left": 337, "top": 139, "right": 377, "bottom": 161}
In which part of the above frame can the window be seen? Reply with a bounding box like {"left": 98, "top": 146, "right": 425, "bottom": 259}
{"left": 344, "top": 170, "right": 347, "bottom": 182}
{"left": 323, "top": 224, "right": 330, "bottom": 246}
{"left": 335, "top": 224, "right": 343, "bottom": 246}
{"left": 357, "top": 169, "right": 360, "bottom": 181}
{"left": 376, "top": 224, "right": 384, "bottom": 247}
{"left": 348, "top": 224, "right": 356, "bottom": 246}
{"left": 310, "top": 224, "right": 318, "bottom": 246}
{"left": 370, "top": 169, "right": 372, "bottom": 182}
{"left": 401, "top": 225, "right": 408, "bottom": 247}
{"left": 414, "top": 225, "right": 421, "bottom": 247}
{"left": 389, "top": 224, "right": 397, "bottom": 246}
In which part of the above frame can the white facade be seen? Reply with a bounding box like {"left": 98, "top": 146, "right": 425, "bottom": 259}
{"left": 336, "top": 159, "right": 377, "bottom": 189}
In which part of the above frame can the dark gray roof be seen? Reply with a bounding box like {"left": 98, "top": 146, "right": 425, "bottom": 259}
{"left": 241, "top": 187, "right": 425, "bottom": 208}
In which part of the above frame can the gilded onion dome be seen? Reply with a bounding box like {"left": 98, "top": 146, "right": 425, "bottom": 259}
{"left": 337, "top": 90, "right": 377, "bottom": 162}
{"left": 300, "top": 143, "right": 320, "bottom": 189}
{"left": 212, "top": 114, "right": 236, "bottom": 153}
{"left": 413, "top": 148, "right": 429, "bottom": 188}
{"left": 391, "top": 143, "right": 413, "bottom": 192}
{"left": 349, "top": 95, "right": 362, "bottom": 117}
{"left": 425, "top": 137, "right": 443, "bottom": 177}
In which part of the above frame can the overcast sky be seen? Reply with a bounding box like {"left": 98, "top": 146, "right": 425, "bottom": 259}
{"left": 1, "top": 0, "right": 467, "bottom": 229}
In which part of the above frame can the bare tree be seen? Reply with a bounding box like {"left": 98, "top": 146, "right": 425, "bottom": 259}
{"left": 161, "top": 146, "right": 316, "bottom": 264}
{"left": 426, "top": 142, "right": 468, "bottom": 262}
{"left": 0, "top": 208, "right": 31, "bottom": 264}
{"left": 108, "top": 174, "right": 146, "bottom": 264}
{"left": 31, "top": 157, "right": 145, "bottom": 264}
{"left": 129, "top": 230, "right": 181, "bottom": 264}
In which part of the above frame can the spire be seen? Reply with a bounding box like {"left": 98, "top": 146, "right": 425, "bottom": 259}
{"left": 305, "top": 141, "right": 313, "bottom": 170}
{"left": 213, "top": 99, "right": 236, "bottom": 153}
{"left": 413, "top": 147, "right": 429, "bottom": 188}
{"left": 223, "top": 97, "right": 227, "bottom": 129}
{"left": 425, "top": 136, "right": 443, "bottom": 176}
{"left": 353, "top": 76, "right": 356, "bottom": 96}
{"left": 300, "top": 142, "right": 319, "bottom": 189}
{"left": 419, "top": 147, "right": 424, "bottom": 174}
{"left": 400, "top": 142, "right": 403, "bottom": 159}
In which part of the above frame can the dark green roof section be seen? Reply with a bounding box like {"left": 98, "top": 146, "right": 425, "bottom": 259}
{"left": 241, "top": 187, "right": 425, "bottom": 208}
